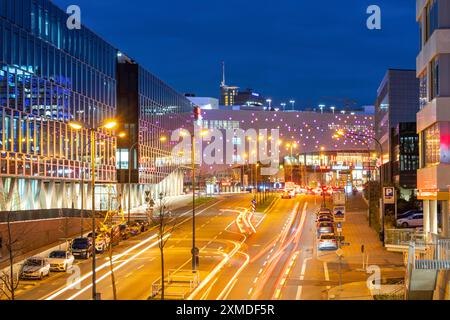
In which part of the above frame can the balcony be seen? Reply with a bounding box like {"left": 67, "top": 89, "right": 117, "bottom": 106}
{"left": 417, "top": 29, "right": 450, "bottom": 74}
{"left": 417, "top": 164, "right": 450, "bottom": 195}
{"left": 416, "top": 0, "right": 427, "bottom": 21}
{"left": 417, "top": 97, "right": 450, "bottom": 132}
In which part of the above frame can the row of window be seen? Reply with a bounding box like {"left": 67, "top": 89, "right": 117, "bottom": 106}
{"left": 0, "top": 20, "right": 117, "bottom": 106}
{"left": 0, "top": 66, "right": 115, "bottom": 129}
{"left": 0, "top": 107, "right": 116, "bottom": 180}
{"left": 0, "top": 0, "right": 117, "bottom": 78}
{"left": 419, "top": 0, "right": 439, "bottom": 50}
{"left": 0, "top": 153, "right": 116, "bottom": 182}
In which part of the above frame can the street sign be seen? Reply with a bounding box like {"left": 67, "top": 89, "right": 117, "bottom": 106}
{"left": 383, "top": 187, "right": 396, "bottom": 204}
{"left": 337, "top": 222, "right": 343, "bottom": 233}
{"left": 336, "top": 249, "right": 344, "bottom": 257}
{"left": 341, "top": 242, "right": 351, "bottom": 246}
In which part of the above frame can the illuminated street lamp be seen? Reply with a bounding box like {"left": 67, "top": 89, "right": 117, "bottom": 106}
{"left": 289, "top": 100, "right": 296, "bottom": 111}
{"left": 69, "top": 119, "right": 118, "bottom": 300}
{"left": 318, "top": 104, "right": 326, "bottom": 114}
{"left": 266, "top": 99, "right": 272, "bottom": 110}
{"left": 185, "top": 127, "right": 208, "bottom": 272}
{"left": 280, "top": 103, "right": 287, "bottom": 112}
{"left": 330, "top": 106, "right": 336, "bottom": 114}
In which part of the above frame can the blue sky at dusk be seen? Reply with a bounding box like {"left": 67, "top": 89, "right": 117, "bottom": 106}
{"left": 54, "top": 0, "right": 418, "bottom": 109}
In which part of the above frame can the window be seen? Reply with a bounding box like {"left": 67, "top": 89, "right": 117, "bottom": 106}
{"left": 424, "top": 123, "right": 440, "bottom": 167}
{"left": 430, "top": 57, "right": 439, "bottom": 100}
{"left": 419, "top": 71, "right": 428, "bottom": 109}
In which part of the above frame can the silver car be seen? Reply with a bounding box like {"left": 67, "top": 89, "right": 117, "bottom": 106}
{"left": 317, "top": 222, "right": 335, "bottom": 237}
{"left": 318, "top": 234, "right": 338, "bottom": 251}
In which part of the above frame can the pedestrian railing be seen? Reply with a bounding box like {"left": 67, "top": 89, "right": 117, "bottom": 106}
{"left": 407, "top": 239, "right": 450, "bottom": 271}
{"left": 385, "top": 229, "right": 427, "bottom": 250}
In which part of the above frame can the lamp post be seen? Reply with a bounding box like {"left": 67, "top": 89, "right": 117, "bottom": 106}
{"left": 183, "top": 129, "right": 207, "bottom": 273}
{"left": 127, "top": 141, "right": 139, "bottom": 223}
{"left": 69, "top": 119, "right": 119, "bottom": 300}
{"left": 289, "top": 100, "right": 295, "bottom": 112}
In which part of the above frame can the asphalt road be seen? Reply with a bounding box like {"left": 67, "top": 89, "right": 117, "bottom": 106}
{"left": 15, "top": 193, "right": 346, "bottom": 301}
{"left": 15, "top": 193, "right": 254, "bottom": 300}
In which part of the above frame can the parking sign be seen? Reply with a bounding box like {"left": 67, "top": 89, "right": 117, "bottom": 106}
{"left": 383, "top": 187, "right": 395, "bottom": 204}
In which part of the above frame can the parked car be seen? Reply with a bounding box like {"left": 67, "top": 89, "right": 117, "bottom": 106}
{"left": 71, "top": 237, "right": 93, "bottom": 259}
{"left": 119, "top": 224, "right": 131, "bottom": 240}
{"left": 135, "top": 220, "right": 150, "bottom": 232}
{"left": 317, "top": 216, "right": 334, "bottom": 225}
{"left": 128, "top": 222, "right": 142, "bottom": 236}
{"left": 318, "top": 234, "right": 338, "bottom": 251}
{"left": 397, "top": 210, "right": 423, "bottom": 220}
{"left": 47, "top": 250, "right": 75, "bottom": 272}
{"left": 397, "top": 213, "right": 424, "bottom": 228}
{"left": 318, "top": 208, "right": 332, "bottom": 215}
{"left": 94, "top": 234, "right": 111, "bottom": 253}
{"left": 317, "top": 222, "right": 335, "bottom": 237}
{"left": 20, "top": 257, "right": 50, "bottom": 280}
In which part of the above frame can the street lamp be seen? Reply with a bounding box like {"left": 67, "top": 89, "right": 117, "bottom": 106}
{"left": 181, "top": 129, "right": 208, "bottom": 272}
{"left": 266, "top": 99, "right": 272, "bottom": 110}
{"left": 289, "top": 100, "right": 295, "bottom": 111}
{"left": 69, "top": 119, "right": 118, "bottom": 300}
{"left": 319, "top": 104, "right": 326, "bottom": 114}
{"left": 330, "top": 106, "right": 336, "bottom": 114}
{"left": 280, "top": 103, "right": 287, "bottom": 112}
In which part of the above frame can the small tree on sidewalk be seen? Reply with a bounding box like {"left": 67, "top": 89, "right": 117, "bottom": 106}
{"left": 151, "top": 192, "right": 176, "bottom": 300}
{"left": 0, "top": 191, "right": 23, "bottom": 300}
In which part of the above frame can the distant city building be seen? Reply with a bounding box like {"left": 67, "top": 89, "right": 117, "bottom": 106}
{"left": 416, "top": 0, "right": 450, "bottom": 238}
{"left": 375, "top": 69, "right": 420, "bottom": 188}
{"left": 186, "top": 95, "right": 219, "bottom": 110}
{"left": 199, "top": 109, "right": 375, "bottom": 189}
{"left": 219, "top": 63, "right": 266, "bottom": 108}
{"left": 391, "top": 122, "right": 419, "bottom": 197}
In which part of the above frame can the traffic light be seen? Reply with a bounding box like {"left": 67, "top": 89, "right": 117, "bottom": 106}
{"left": 193, "top": 106, "right": 202, "bottom": 121}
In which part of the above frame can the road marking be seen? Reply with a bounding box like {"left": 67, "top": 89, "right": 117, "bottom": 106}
{"left": 137, "top": 265, "right": 144, "bottom": 270}
{"left": 253, "top": 277, "right": 258, "bottom": 284}
{"left": 248, "top": 288, "right": 253, "bottom": 295}
{"left": 323, "top": 261, "right": 331, "bottom": 290}
{"left": 295, "top": 256, "right": 312, "bottom": 300}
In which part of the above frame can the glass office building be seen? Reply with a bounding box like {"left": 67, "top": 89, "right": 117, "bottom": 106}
{"left": 0, "top": 0, "right": 117, "bottom": 212}
{"left": 375, "top": 69, "right": 420, "bottom": 185}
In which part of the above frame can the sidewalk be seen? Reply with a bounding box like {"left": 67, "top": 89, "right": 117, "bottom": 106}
{"left": 318, "top": 193, "right": 405, "bottom": 300}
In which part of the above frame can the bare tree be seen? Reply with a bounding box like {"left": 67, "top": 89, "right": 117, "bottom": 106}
{"left": 99, "top": 186, "right": 122, "bottom": 300}
{"left": 0, "top": 190, "right": 23, "bottom": 300}
{"left": 151, "top": 192, "right": 176, "bottom": 300}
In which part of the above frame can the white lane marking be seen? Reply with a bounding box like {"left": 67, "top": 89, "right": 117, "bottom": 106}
{"left": 323, "top": 261, "right": 331, "bottom": 290}
{"left": 296, "top": 257, "right": 312, "bottom": 300}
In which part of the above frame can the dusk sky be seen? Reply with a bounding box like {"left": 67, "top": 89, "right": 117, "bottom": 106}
{"left": 55, "top": 0, "right": 418, "bottom": 109}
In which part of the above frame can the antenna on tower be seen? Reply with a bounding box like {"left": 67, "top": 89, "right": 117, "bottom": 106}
{"left": 221, "top": 61, "right": 226, "bottom": 87}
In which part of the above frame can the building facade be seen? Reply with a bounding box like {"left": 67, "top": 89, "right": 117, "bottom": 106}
{"left": 116, "top": 55, "right": 193, "bottom": 210}
{"left": 375, "top": 69, "right": 420, "bottom": 187}
{"left": 391, "top": 122, "right": 419, "bottom": 199}
{"left": 0, "top": 0, "right": 117, "bottom": 213}
{"left": 416, "top": 0, "right": 450, "bottom": 238}
{"left": 0, "top": 0, "right": 192, "bottom": 216}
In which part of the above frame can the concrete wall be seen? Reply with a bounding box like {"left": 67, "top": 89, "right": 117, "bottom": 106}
{"left": 0, "top": 218, "right": 91, "bottom": 267}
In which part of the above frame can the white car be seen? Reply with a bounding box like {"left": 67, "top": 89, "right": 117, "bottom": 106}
{"left": 318, "top": 234, "right": 338, "bottom": 251}
{"left": 48, "top": 250, "right": 75, "bottom": 272}
{"left": 397, "top": 213, "right": 424, "bottom": 228}
{"left": 20, "top": 257, "right": 51, "bottom": 280}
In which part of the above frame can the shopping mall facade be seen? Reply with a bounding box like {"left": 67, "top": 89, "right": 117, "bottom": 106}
{"left": 200, "top": 109, "right": 376, "bottom": 190}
